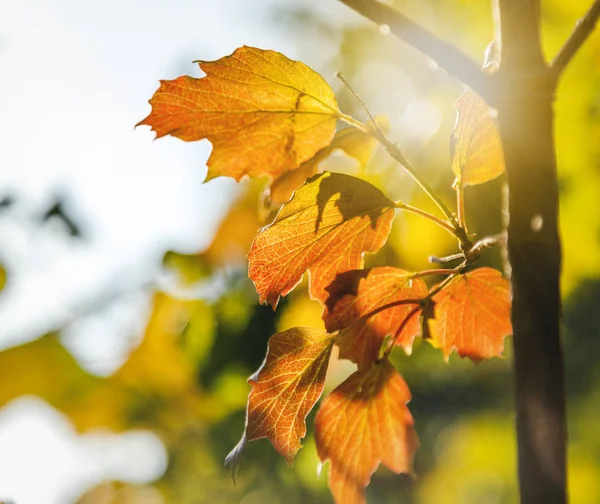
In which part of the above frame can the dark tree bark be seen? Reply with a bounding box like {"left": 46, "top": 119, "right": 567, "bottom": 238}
{"left": 496, "top": 2, "right": 566, "bottom": 501}
{"left": 337, "top": 0, "right": 600, "bottom": 502}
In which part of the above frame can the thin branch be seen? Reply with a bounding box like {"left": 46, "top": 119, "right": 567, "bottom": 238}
{"left": 550, "top": 0, "right": 600, "bottom": 78}
{"left": 429, "top": 252, "right": 463, "bottom": 264}
{"left": 337, "top": 72, "right": 388, "bottom": 141}
{"left": 465, "top": 233, "right": 506, "bottom": 261}
{"left": 340, "top": 111, "right": 460, "bottom": 231}
{"left": 430, "top": 234, "right": 505, "bottom": 264}
{"left": 410, "top": 268, "right": 460, "bottom": 280}
{"left": 394, "top": 201, "right": 457, "bottom": 237}
{"left": 382, "top": 136, "right": 472, "bottom": 248}
{"left": 337, "top": 0, "right": 491, "bottom": 98}
{"left": 334, "top": 76, "right": 459, "bottom": 226}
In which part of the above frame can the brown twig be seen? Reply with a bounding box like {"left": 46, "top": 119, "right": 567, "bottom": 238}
{"left": 394, "top": 201, "right": 457, "bottom": 237}
{"left": 550, "top": 0, "right": 600, "bottom": 79}
{"left": 337, "top": 0, "right": 491, "bottom": 99}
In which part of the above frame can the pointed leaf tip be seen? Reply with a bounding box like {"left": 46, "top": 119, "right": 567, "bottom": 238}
{"left": 224, "top": 434, "right": 247, "bottom": 485}
{"left": 228, "top": 328, "right": 335, "bottom": 467}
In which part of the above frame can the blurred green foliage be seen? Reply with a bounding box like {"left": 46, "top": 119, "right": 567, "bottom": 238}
{"left": 1, "top": 1, "right": 599, "bottom": 502}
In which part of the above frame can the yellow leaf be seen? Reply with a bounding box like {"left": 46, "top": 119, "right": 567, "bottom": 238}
{"left": 138, "top": 46, "right": 341, "bottom": 182}
{"left": 267, "top": 115, "right": 389, "bottom": 208}
{"left": 451, "top": 90, "right": 505, "bottom": 186}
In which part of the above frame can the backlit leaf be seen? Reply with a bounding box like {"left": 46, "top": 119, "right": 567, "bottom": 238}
{"left": 226, "top": 327, "right": 335, "bottom": 467}
{"left": 331, "top": 115, "right": 390, "bottom": 169}
{"left": 267, "top": 115, "right": 389, "bottom": 209}
{"left": 324, "top": 267, "right": 427, "bottom": 368}
{"left": 248, "top": 172, "right": 396, "bottom": 308}
{"left": 138, "top": 46, "right": 340, "bottom": 181}
{"left": 315, "top": 359, "right": 418, "bottom": 504}
{"left": 428, "top": 267, "right": 512, "bottom": 361}
{"left": 451, "top": 90, "right": 505, "bottom": 186}
{"left": 266, "top": 158, "right": 321, "bottom": 209}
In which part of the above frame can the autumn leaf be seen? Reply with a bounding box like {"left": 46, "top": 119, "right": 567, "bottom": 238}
{"left": 248, "top": 172, "right": 396, "bottom": 308}
{"left": 324, "top": 267, "right": 427, "bottom": 368}
{"left": 428, "top": 267, "right": 512, "bottom": 361}
{"left": 226, "top": 327, "right": 335, "bottom": 469}
{"left": 315, "top": 359, "right": 418, "bottom": 504}
{"left": 331, "top": 115, "right": 390, "bottom": 169}
{"left": 266, "top": 116, "right": 389, "bottom": 209}
{"left": 451, "top": 90, "right": 505, "bottom": 186}
{"left": 138, "top": 46, "right": 341, "bottom": 181}
{"left": 266, "top": 159, "right": 322, "bottom": 210}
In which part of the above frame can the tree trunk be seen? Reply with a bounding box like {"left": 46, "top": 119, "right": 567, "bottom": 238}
{"left": 336, "top": 0, "right": 570, "bottom": 501}
{"left": 496, "top": 1, "right": 567, "bottom": 502}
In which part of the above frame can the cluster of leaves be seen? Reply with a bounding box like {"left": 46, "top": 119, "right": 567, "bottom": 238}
{"left": 139, "top": 46, "right": 512, "bottom": 503}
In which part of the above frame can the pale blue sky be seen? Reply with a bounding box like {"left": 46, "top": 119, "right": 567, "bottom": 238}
{"left": 0, "top": 1, "right": 351, "bottom": 502}
{"left": 0, "top": 0, "right": 446, "bottom": 500}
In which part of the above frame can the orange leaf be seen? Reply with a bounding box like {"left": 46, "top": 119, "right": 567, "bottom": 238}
{"left": 324, "top": 267, "right": 427, "bottom": 368}
{"left": 429, "top": 267, "right": 512, "bottom": 360}
{"left": 248, "top": 172, "right": 396, "bottom": 308}
{"left": 138, "top": 46, "right": 340, "bottom": 181}
{"left": 329, "top": 115, "right": 390, "bottom": 169}
{"left": 267, "top": 115, "right": 390, "bottom": 209}
{"left": 315, "top": 359, "right": 418, "bottom": 504}
{"left": 451, "top": 90, "right": 505, "bottom": 186}
{"left": 267, "top": 157, "right": 322, "bottom": 209}
{"left": 226, "top": 327, "right": 335, "bottom": 467}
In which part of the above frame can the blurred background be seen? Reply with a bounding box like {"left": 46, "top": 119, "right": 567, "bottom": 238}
{"left": 1, "top": 0, "right": 599, "bottom": 502}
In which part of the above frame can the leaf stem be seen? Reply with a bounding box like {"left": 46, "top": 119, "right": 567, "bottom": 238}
{"left": 394, "top": 201, "right": 457, "bottom": 237}
{"left": 382, "top": 305, "right": 421, "bottom": 359}
{"left": 357, "top": 264, "right": 464, "bottom": 324}
{"left": 345, "top": 264, "right": 466, "bottom": 361}
{"left": 334, "top": 76, "right": 459, "bottom": 229}
{"left": 336, "top": 74, "right": 472, "bottom": 249}
{"left": 359, "top": 298, "right": 424, "bottom": 323}
{"left": 410, "top": 268, "right": 460, "bottom": 280}
{"left": 339, "top": 111, "right": 459, "bottom": 229}
{"left": 456, "top": 179, "right": 467, "bottom": 232}
{"left": 427, "top": 269, "right": 461, "bottom": 299}
{"left": 336, "top": 73, "right": 389, "bottom": 141}
{"left": 381, "top": 264, "right": 465, "bottom": 357}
